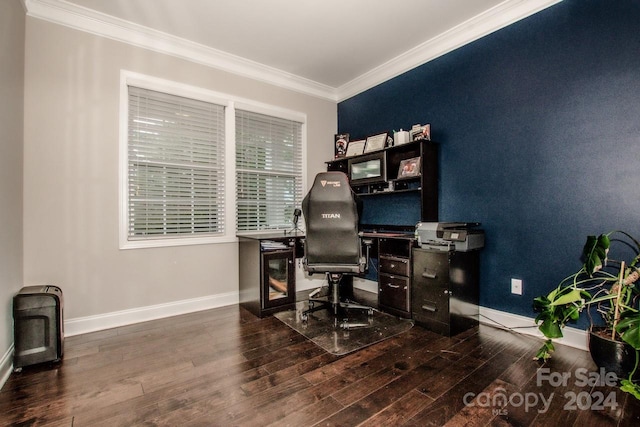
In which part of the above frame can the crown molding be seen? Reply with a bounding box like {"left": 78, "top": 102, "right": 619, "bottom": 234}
{"left": 336, "top": 0, "right": 562, "bottom": 101}
{"left": 24, "top": 0, "right": 561, "bottom": 103}
{"left": 24, "top": 0, "right": 339, "bottom": 101}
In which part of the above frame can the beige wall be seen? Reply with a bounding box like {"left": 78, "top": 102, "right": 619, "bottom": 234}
{"left": 23, "top": 18, "right": 336, "bottom": 322}
{"left": 0, "top": 0, "right": 25, "bottom": 378}
{"left": 0, "top": 0, "right": 25, "bottom": 380}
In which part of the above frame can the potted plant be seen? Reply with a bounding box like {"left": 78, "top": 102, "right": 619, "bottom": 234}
{"left": 533, "top": 230, "right": 640, "bottom": 399}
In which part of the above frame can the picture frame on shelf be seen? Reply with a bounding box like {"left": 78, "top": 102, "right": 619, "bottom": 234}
{"left": 410, "top": 124, "right": 431, "bottom": 141}
{"left": 334, "top": 133, "right": 349, "bottom": 158}
{"left": 398, "top": 157, "right": 421, "bottom": 178}
{"left": 364, "top": 132, "right": 391, "bottom": 153}
{"left": 345, "top": 139, "right": 366, "bottom": 157}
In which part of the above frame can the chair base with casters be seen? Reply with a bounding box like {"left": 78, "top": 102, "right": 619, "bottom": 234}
{"left": 301, "top": 272, "right": 375, "bottom": 329}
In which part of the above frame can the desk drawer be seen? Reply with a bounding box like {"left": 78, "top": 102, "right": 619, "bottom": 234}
{"left": 411, "top": 283, "right": 450, "bottom": 325}
{"left": 379, "top": 256, "right": 410, "bottom": 277}
{"left": 379, "top": 273, "right": 410, "bottom": 313}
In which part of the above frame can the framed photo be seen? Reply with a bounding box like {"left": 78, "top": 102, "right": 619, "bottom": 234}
{"left": 345, "top": 139, "right": 366, "bottom": 157}
{"left": 364, "top": 132, "right": 390, "bottom": 153}
{"left": 334, "top": 133, "right": 349, "bottom": 158}
{"left": 398, "top": 157, "right": 421, "bottom": 178}
{"left": 410, "top": 124, "right": 431, "bottom": 141}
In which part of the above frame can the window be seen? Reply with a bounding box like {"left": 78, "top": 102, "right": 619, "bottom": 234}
{"left": 236, "top": 110, "right": 303, "bottom": 232}
{"left": 120, "top": 72, "right": 307, "bottom": 247}
{"left": 123, "top": 84, "right": 226, "bottom": 247}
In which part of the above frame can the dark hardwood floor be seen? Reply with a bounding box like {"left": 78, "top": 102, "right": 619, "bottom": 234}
{"left": 2, "top": 292, "right": 640, "bottom": 426}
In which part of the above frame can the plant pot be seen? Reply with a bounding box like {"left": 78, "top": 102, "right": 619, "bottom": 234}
{"left": 588, "top": 327, "right": 639, "bottom": 381}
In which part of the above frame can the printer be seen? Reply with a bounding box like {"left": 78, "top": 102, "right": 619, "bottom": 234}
{"left": 415, "top": 222, "right": 485, "bottom": 252}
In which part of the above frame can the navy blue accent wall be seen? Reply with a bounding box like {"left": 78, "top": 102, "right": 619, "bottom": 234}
{"left": 360, "top": 192, "right": 421, "bottom": 228}
{"left": 338, "top": 0, "right": 640, "bottom": 326}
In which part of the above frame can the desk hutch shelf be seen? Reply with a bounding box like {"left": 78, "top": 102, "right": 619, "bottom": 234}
{"left": 325, "top": 139, "right": 438, "bottom": 222}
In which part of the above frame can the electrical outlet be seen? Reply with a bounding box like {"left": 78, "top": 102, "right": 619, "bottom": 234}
{"left": 511, "top": 278, "right": 523, "bottom": 295}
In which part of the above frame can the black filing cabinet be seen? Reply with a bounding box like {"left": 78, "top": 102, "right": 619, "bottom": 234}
{"left": 411, "top": 248, "right": 480, "bottom": 336}
{"left": 13, "top": 285, "right": 64, "bottom": 370}
{"left": 378, "top": 237, "right": 414, "bottom": 318}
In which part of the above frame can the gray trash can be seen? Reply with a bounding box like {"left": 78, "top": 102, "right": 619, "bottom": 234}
{"left": 13, "top": 285, "right": 64, "bottom": 370}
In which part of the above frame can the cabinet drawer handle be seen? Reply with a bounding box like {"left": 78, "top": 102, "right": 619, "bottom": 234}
{"left": 421, "top": 304, "right": 437, "bottom": 312}
{"left": 422, "top": 271, "right": 437, "bottom": 279}
{"left": 386, "top": 283, "right": 400, "bottom": 289}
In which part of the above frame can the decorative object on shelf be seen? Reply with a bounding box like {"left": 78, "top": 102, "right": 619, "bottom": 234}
{"left": 349, "top": 152, "right": 385, "bottom": 185}
{"left": 345, "top": 139, "right": 366, "bottom": 157}
{"left": 335, "top": 133, "right": 349, "bottom": 158}
{"left": 364, "top": 132, "right": 392, "bottom": 153}
{"left": 394, "top": 129, "right": 411, "bottom": 145}
{"left": 532, "top": 231, "right": 640, "bottom": 400}
{"left": 410, "top": 124, "right": 431, "bottom": 141}
{"left": 398, "top": 156, "right": 421, "bottom": 178}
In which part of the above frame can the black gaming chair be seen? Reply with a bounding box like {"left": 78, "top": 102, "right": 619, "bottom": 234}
{"left": 301, "top": 171, "right": 374, "bottom": 326}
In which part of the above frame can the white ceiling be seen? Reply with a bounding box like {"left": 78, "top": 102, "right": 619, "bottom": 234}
{"left": 24, "top": 0, "right": 561, "bottom": 100}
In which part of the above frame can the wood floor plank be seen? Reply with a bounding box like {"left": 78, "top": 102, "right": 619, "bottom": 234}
{"left": 316, "top": 357, "right": 454, "bottom": 426}
{"left": 442, "top": 379, "right": 512, "bottom": 427}
{"left": 619, "top": 393, "right": 640, "bottom": 427}
{"left": 527, "top": 350, "right": 596, "bottom": 427}
{"left": 1, "top": 299, "right": 639, "bottom": 427}
{"left": 357, "top": 388, "right": 435, "bottom": 427}
{"left": 404, "top": 348, "right": 521, "bottom": 426}
{"left": 240, "top": 350, "right": 337, "bottom": 396}
{"left": 266, "top": 395, "right": 344, "bottom": 427}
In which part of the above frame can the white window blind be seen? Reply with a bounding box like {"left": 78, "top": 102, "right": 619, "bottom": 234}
{"left": 236, "top": 110, "right": 303, "bottom": 232}
{"left": 127, "top": 86, "right": 225, "bottom": 240}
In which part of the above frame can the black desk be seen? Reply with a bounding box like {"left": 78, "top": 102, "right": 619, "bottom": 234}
{"left": 237, "top": 231, "right": 417, "bottom": 319}
{"left": 237, "top": 232, "right": 304, "bottom": 317}
{"left": 361, "top": 232, "right": 416, "bottom": 318}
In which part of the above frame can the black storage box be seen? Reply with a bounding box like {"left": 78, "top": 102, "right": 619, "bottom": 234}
{"left": 13, "top": 285, "right": 64, "bottom": 370}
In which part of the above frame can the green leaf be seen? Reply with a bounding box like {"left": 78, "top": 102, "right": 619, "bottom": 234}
{"left": 534, "top": 340, "right": 555, "bottom": 361}
{"left": 620, "top": 379, "right": 640, "bottom": 400}
{"left": 538, "top": 319, "right": 563, "bottom": 339}
{"left": 549, "top": 289, "right": 584, "bottom": 306}
{"left": 617, "top": 316, "right": 640, "bottom": 349}
{"left": 583, "top": 234, "right": 610, "bottom": 276}
{"left": 567, "top": 305, "right": 581, "bottom": 321}
{"left": 598, "top": 233, "right": 611, "bottom": 249}
{"left": 533, "top": 296, "right": 550, "bottom": 311}
{"left": 534, "top": 312, "right": 547, "bottom": 324}
{"left": 585, "top": 253, "right": 603, "bottom": 276}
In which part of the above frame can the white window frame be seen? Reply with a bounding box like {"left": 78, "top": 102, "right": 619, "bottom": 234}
{"left": 119, "top": 71, "right": 307, "bottom": 249}
{"left": 235, "top": 102, "right": 306, "bottom": 234}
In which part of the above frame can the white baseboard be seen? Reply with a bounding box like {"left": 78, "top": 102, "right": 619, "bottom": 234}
{"left": 64, "top": 291, "right": 238, "bottom": 337}
{"left": 49, "top": 296, "right": 595, "bottom": 349}
{"left": 0, "top": 344, "right": 13, "bottom": 391}
{"left": 63, "top": 277, "right": 374, "bottom": 338}
{"left": 479, "top": 306, "right": 588, "bottom": 351}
